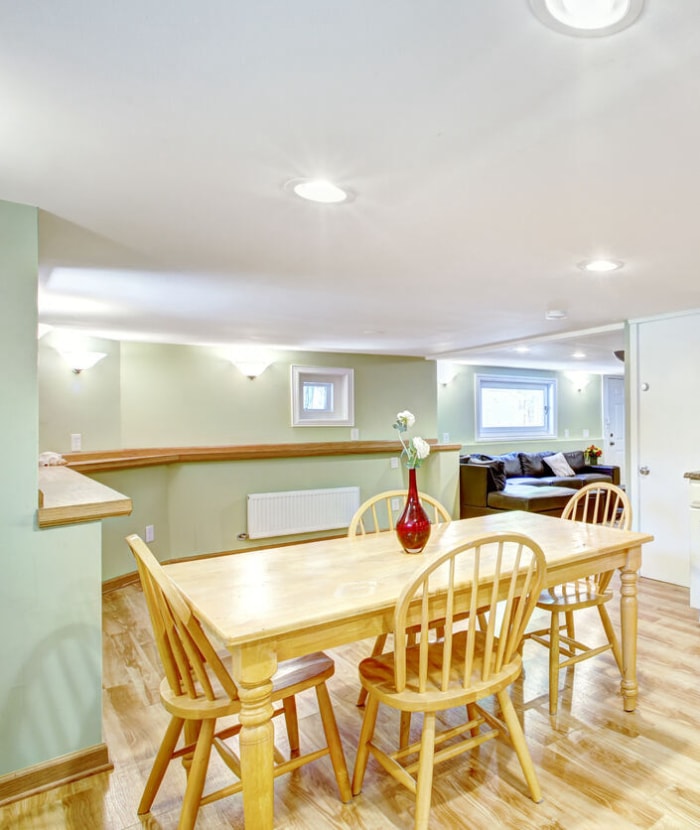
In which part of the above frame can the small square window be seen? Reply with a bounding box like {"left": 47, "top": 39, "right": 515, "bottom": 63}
{"left": 291, "top": 365, "right": 354, "bottom": 426}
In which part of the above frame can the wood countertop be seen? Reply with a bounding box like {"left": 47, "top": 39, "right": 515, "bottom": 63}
{"left": 38, "top": 466, "right": 133, "bottom": 528}
{"left": 684, "top": 471, "right": 700, "bottom": 480}
{"left": 62, "top": 440, "right": 462, "bottom": 473}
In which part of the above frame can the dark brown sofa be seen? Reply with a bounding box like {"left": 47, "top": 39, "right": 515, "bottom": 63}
{"left": 459, "top": 449, "right": 620, "bottom": 519}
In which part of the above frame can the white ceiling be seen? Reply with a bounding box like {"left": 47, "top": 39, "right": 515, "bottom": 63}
{"left": 4, "top": 1, "right": 699, "bottom": 375}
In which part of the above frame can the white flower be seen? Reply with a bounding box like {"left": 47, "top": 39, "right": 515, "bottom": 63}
{"left": 392, "top": 410, "right": 430, "bottom": 468}
{"left": 412, "top": 436, "right": 431, "bottom": 461}
{"left": 395, "top": 410, "right": 415, "bottom": 431}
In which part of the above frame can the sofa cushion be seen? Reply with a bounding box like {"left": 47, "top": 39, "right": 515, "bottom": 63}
{"left": 518, "top": 451, "right": 554, "bottom": 477}
{"left": 543, "top": 452, "right": 576, "bottom": 477}
{"left": 494, "top": 452, "right": 523, "bottom": 477}
{"left": 575, "top": 471, "right": 614, "bottom": 486}
{"left": 487, "top": 484, "right": 574, "bottom": 513}
{"left": 564, "top": 450, "right": 586, "bottom": 473}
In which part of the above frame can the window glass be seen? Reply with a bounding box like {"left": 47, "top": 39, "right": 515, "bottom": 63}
{"left": 476, "top": 375, "right": 556, "bottom": 440}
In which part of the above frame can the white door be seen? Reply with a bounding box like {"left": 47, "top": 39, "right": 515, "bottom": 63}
{"left": 603, "top": 375, "right": 625, "bottom": 485}
{"left": 629, "top": 314, "right": 700, "bottom": 587}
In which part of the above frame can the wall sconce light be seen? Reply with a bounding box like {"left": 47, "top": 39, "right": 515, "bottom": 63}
{"left": 57, "top": 349, "right": 108, "bottom": 374}
{"left": 436, "top": 360, "right": 458, "bottom": 386}
{"left": 566, "top": 372, "right": 591, "bottom": 393}
{"left": 226, "top": 346, "right": 275, "bottom": 379}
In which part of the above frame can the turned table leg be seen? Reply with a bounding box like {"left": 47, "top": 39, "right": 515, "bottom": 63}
{"left": 619, "top": 549, "right": 641, "bottom": 712}
{"left": 232, "top": 645, "right": 278, "bottom": 829}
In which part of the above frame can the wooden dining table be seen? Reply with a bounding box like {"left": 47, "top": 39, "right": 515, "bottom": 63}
{"left": 164, "top": 509, "right": 653, "bottom": 829}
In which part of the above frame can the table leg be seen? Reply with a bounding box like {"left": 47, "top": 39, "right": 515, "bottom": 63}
{"left": 231, "top": 645, "right": 278, "bottom": 829}
{"left": 619, "top": 550, "right": 640, "bottom": 712}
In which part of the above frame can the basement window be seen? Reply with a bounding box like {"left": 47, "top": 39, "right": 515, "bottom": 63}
{"left": 476, "top": 375, "right": 556, "bottom": 441}
{"left": 291, "top": 365, "right": 354, "bottom": 426}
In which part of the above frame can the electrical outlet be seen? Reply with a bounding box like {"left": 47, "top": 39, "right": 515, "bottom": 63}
{"left": 442, "top": 432, "right": 450, "bottom": 443}
{"left": 564, "top": 428, "right": 570, "bottom": 438}
{"left": 583, "top": 428, "right": 590, "bottom": 438}
{"left": 390, "top": 457, "right": 399, "bottom": 469}
{"left": 70, "top": 433, "right": 82, "bottom": 451}
{"left": 391, "top": 498, "right": 401, "bottom": 511}
{"left": 350, "top": 428, "right": 359, "bottom": 440}
{"left": 145, "top": 524, "right": 155, "bottom": 543}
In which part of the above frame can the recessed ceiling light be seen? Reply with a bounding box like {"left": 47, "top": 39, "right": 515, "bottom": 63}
{"left": 573, "top": 350, "right": 586, "bottom": 359}
{"left": 514, "top": 346, "right": 531, "bottom": 354}
{"left": 286, "top": 178, "right": 351, "bottom": 204}
{"left": 578, "top": 258, "right": 624, "bottom": 273}
{"left": 529, "top": 0, "right": 644, "bottom": 37}
{"left": 545, "top": 309, "right": 568, "bottom": 321}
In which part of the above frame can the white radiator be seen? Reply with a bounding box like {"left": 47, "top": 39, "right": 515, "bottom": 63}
{"left": 246, "top": 486, "right": 361, "bottom": 539}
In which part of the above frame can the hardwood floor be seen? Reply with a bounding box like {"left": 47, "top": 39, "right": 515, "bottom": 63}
{"left": 2, "top": 575, "right": 700, "bottom": 829}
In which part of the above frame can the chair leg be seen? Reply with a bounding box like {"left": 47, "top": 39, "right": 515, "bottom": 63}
{"left": 597, "top": 604, "right": 623, "bottom": 672}
{"left": 178, "top": 718, "right": 216, "bottom": 830}
{"left": 352, "top": 694, "right": 380, "bottom": 796}
{"left": 549, "top": 610, "right": 561, "bottom": 716}
{"left": 357, "top": 634, "right": 389, "bottom": 707}
{"left": 496, "top": 689, "right": 542, "bottom": 803}
{"left": 399, "top": 711, "right": 412, "bottom": 749}
{"left": 565, "top": 610, "right": 575, "bottom": 640}
{"left": 282, "top": 696, "right": 300, "bottom": 758}
{"left": 414, "top": 711, "right": 436, "bottom": 830}
{"left": 315, "top": 682, "right": 352, "bottom": 802}
{"left": 138, "top": 716, "right": 185, "bottom": 814}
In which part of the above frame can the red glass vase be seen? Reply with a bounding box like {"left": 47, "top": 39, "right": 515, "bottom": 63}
{"left": 396, "top": 467, "right": 431, "bottom": 554}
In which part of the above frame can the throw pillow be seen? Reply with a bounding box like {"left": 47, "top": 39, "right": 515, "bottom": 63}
{"left": 544, "top": 452, "right": 576, "bottom": 477}
{"left": 519, "top": 452, "right": 553, "bottom": 477}
{"left": 493, "top": 452, "right": 523, "bottom": 477}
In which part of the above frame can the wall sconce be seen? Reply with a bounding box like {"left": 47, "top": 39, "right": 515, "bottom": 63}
{"left": 436, "top": 360, "right": 458, "bottom": 386}
{"left": 57, "top": 349, "right": 108, "bottom": 374}
{"left": 226, "top": 346, "right": 275, "bottom": 379}
{"left": 566, "top": 372, "right": 591, "bottom": 393}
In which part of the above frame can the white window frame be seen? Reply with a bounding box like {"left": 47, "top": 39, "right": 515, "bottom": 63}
{"left": 291, "top": 365, "right": 355, "bottom": 427}
{"left": 475, "top": 374, "right": 556, "bottom": 441}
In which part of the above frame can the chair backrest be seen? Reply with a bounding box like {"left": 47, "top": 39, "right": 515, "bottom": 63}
{"left": 126, "top": 534, "right": 238, "bottom": 702}
{"left": 392, "top": 532, "right": 546, "bottom": 694}
{"left": 561, "top": 482, "right": 631, "bottom": 530}
{"left": 348, "top": 490, "right": 451, "bottom": 536}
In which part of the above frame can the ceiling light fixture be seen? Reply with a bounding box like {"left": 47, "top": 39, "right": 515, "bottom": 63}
{"left": 287, "top": 178, "right": 351, "bottom": 204}
{"left": 514, "top": 346, "right": 531, "bottom": 354}
{"left": 529, "top": 0, "right": 644, "bottom": 37}
{"left": 572, "top": 350, "right": 586, "bottom": 359}
{"left": 578, "top": 258, "right": 624, "bottom": 273}
{"left": 545, "top": 309, "right": 568, "bottom": 321}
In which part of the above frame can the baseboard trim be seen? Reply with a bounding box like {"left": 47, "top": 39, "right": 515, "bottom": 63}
{"left": 0, "top": 743, "right": 113, "bottom": 807}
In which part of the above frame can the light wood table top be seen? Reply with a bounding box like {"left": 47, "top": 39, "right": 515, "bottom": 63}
{"left": 165, "top": 511, "right": 653, "bottom": 829}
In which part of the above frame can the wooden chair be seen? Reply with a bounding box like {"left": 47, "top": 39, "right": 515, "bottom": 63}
{"left": 351, "top": 532, "right": 546, "bottom": 830}
{"left": 349, "top": 489, "right": 452, "bottom": 714}
{"left": 524, "top": 482, "right": 632, "bottom": 715}
{"left": 125, "top": 534, "right": 351, "bottom": 830}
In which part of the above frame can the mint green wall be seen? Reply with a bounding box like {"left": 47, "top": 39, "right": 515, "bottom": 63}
{"left": 39, "top": 341, "right": 437, "bottom": 450}
{"left": 38, "top": 337, "right": 451, "bottom": 578}
{"left": 437, "top": 364, "right": 606, "bottom": 455}
{"left": 0, "top": 201, "right": 103, "bottom": 777}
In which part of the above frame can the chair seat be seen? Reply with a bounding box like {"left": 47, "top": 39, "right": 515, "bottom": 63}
{"left": 536, "top": 582, "right": 613, "bottom": 612}
{"left": 162, "top": 651, "right": 335, "bottom": 719}
{"left": 359, "top": 632, "right": 522, "bottom": 712}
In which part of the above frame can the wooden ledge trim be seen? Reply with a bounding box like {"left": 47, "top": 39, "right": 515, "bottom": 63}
{"left": 64, "top": 440, "right": 462, "bottom": 473}
{"left": 0, "top": 743, "right": 112, "bottom": 807}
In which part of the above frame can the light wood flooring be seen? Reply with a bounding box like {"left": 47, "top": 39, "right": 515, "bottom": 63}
{"left": 2, "top": 575, "right": 700, "bottom": 829}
